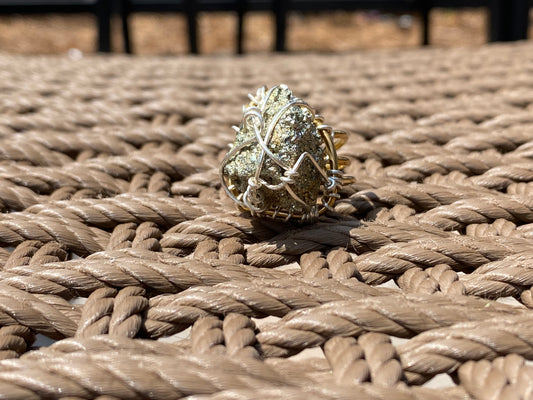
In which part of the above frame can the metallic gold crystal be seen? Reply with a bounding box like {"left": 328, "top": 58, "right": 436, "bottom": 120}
{"left": 220, "top": 85, "right": 352, "bottom": 222}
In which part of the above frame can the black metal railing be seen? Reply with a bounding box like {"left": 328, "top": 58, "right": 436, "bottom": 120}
{"left": 0, "top": 0, "right": 112, "bottom": 52}
{"left": 0, "top": 0, "right": 531, "bottom": 53}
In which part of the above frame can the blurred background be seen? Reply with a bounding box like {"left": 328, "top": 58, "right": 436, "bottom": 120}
{"left": 0, "top": 1, "right": 531, "bottom": 55}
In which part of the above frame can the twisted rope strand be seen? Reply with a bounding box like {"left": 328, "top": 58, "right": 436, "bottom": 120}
{"left": 0, "top": 43, "right": 533, "bottom": 398}
{"left": 397, "top": 314, "right": 533, "bottom": 384}
{"left": 251, "top": 293, "right": 525, "bottom": 357}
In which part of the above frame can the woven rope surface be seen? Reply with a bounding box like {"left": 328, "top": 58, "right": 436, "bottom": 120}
{"left": 1, "top": 42, "right": 533, "bottom": 398}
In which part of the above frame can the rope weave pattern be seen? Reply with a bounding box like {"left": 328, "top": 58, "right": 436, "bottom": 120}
{"left": 0, "top": 42, "right": 533, "bottom": 398}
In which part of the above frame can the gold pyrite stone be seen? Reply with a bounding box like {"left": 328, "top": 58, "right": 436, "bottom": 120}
{"left": 220, "top": 85, "right": 351, "bottom": 222}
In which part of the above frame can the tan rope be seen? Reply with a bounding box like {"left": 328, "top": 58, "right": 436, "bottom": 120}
{"left": 458, "top": 354, "right": 533, "bottom": 400}
{"left": 254, "top": 293, "right": 525, "bottom": 358}
{"left": 0, "top": 283, "right": 78, "bottom": 338}
{"left": 324, "top": 333, "right": 403, "bottom": 387}
{"left": 189, "top": 313, "right": 258, "bottom": 357}
{"left": 458, "top": 251, "right": 533, "bottom": 298}
{"left": 175, "top": 386, "right": 468, "bottom": 400}
{"left": 398, "top": 314, "right": 533, "bottom": 384}
{"left": 0, "top": 179, "right": 42, "bottom": 212}
{"left": 25, "top": 193, "right": 223, "bottom": 229}
{"left": 0, "top": 163, "right": 128, "bottom": 196}
{"left": 1, "top": 42, "right": 533, "bottom": 397}
{"left": 76, "top": 287, "right": 148, "bottom": 338}
{"left": 397, "top": 264, "right": 465, "bottom": 295}
{"left": 419, "top": 194, "right": 533, "bottom": 231}
{"left": 0, "top": 325, "right": 35, "bottom": 360}
{"left": 0, "top": 344, "right": 468, "bottom": 399}
{"left": 145, "top": 277, "right": 395, "bottom": 337}
{"left": 3, "top": 240, "right": 67, "bottom": 270}
{"left": 0, "top": 214, "right": 106, "bottom": 256}
{"left": 0, "top": 249, "right": 293, "bottom": 300}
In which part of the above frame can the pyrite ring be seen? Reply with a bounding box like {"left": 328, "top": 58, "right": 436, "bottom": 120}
{"left": 220, "top": 85, "right": 352, "bottom": 222}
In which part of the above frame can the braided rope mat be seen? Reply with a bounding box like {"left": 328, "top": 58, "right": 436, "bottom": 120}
{"left": 0, "top": 42, "right": 533, "bottom": 399}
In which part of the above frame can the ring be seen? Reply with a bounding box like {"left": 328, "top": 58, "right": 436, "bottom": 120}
{"left": 220, "top": 85, "right": 353, "bottom": 222}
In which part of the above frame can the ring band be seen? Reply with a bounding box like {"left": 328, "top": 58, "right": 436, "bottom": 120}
{"left": 220, "top": 85, "right": 353, "bottom": 222}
